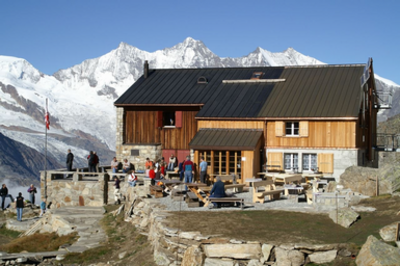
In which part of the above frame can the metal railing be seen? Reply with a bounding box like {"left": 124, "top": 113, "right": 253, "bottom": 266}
{"left": 376, "top": 133, "right": 400, "bottom": 151}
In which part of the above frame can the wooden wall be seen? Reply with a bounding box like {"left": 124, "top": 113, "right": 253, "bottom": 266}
{"left": 266, "top": 121, "right": 358, "bottom": 148}
{"left": 197, "top": 120, "right": 264, "bottom": 130}
{"left": 161, "top": 111, "right": 197, "bottom": 149}
{"left": 124, "top": 109, "right": 198, "bottom": 150}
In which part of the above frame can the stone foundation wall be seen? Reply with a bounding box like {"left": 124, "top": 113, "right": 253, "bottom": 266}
{"left": 116, "top": 144, "right": 162, "bottom": 171}
{"left": 124, "top": 187, "right": 353, "bottom": 265}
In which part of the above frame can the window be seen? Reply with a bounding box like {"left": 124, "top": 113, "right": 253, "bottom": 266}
{"left": 251, "top": 72, "right": 263, "bottom": 80}
{"left": 285, "top": 122, "right": 299, "bottom": 136}
{"left": 284, "top": 153, "right": 298, "bottom": 171}
{"left": 163, "top": 111, "right": 175, "bottom": 127}
{"left": 303, "top": 154, "right": 317, "bottom": 171}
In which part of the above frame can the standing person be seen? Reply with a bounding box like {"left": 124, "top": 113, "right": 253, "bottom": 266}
{"left": 111, "top": 157, "right": 119, "bottom": 178}
{"left": 0, "top": 184, "right": 14, "bottom": 210}
{"left": 183, "top": 156, "right": 194, "bottom": 190}
{"left": 145, "top": 158, "right": 153, "bottom": 169}
{"left": 93, "top": 152, "right": 99, "bottom": 173}
{"left": 113, "top": 177, "right": 122, "bottom": 205}
{"left": 149, "top": 166, "right": 156, "bottom": 185}
{"left": 167, "top": 154, "right": 176, "bottom": 171}
{"left": 178, "top": 159, "right": 185, "bottom": 182}
{"left": 27, "top": 184, "right": 37, "bottom": 205}
{"left": 15, "top": 192, "right": 24, "bottom": 221}
{"left": 88, "top": 151, "right": 96, "bottom": 174}
{"left": 199, "top": 157, "right": 208, "bottom": 184}
{"left": 66, "top": 149, "right": 74, "bottom": 178}
{"left": 40, "top": 198, "right": 46, "bottom": 217}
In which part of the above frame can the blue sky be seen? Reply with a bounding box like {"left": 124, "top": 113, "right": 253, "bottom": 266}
{"left": 1, "top": 0, "right": 399, "bottom": 84}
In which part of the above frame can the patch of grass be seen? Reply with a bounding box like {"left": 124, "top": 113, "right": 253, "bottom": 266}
{"left": 63, "top": 246, "right": 110, "bottom": 264}
{"left": 0, "top": 225, "right": 20, "bottom": 239}
{"left": 166, "top": 196, "right": 400, "bottom": 247}
{"left": 0, "top": 232, "right": 77, "bottom": 253}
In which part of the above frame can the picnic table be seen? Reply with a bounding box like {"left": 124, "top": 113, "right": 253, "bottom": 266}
{"left": 266, "top": 173, "right": 302, "bottom": 185}
{"left": 302, "top": 173, "right": 323, "bottom": 183}
{"left": 245, "top": 178, "right": 262, "bottom": 187}
{"left": 208, "top": 174, "right": 236, "bottom": 184}
{"left": 283, "top": 184, "right": 304, "bottom": 196}
{"left": 166, "top": 171, "right": 180, "bottom": 180}
{"left": 186, "top": 183, "right": 209, "bottom": 203}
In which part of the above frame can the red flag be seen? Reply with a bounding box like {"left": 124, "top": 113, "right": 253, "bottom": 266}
{"left": 45, "top": 104, "right": 50, "bottom": 130}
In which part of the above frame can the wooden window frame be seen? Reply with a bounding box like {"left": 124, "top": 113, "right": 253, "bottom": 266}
{"left": 285, "top": 122, "right": 300, "bottom": 136}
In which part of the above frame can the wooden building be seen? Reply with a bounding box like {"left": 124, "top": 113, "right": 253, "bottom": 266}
{"left": 114, "top": 59, "right": 380, "bottom": 182}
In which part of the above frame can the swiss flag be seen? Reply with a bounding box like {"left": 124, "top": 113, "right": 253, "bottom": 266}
{"left": 45, "top": 109, "right": 50, "bottom": 130}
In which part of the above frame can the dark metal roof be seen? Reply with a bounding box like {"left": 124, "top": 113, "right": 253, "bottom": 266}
{"left": 257, "top": 66, "right": 364, "bottom": 118}
{"left": 115, "top": 65, "right": 365, "bottom": 118}
{"left": 189, "top": 129, "right": 262, "bottom": 150}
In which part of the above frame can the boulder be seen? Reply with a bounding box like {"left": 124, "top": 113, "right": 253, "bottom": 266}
{"left": 203, "top": 243, "right": 261, "bottom": 259}
{"left": 351, "top": 205, "right": 376, "bottom": 212}
{"left": 274, "top": 247, "right": 304, "bottom": 266}
{"left": 356, "top": 235, "right": 400, "bottom": 266}
{"left": 262, "top": 243, "right": 274, "bottom": 260}
{"left": 379, "top": 222, "right": 400, "bottom": 242}
{"left": 204, "top": 258, "right": 234, "bottom": 266}
{"left": 247, "top": 259, "right": 263, "bottom": 266}
{"left": 339, "top": 162, "right": 400, "bottom": 196}
{"left": 308, "top": 250, "right": 337, "bottom": 264}
{"left": 179, "top": 231, "right": 201, "bottom": 240}
{"left": 329, "top": 207, "right": 359, "bottom": 228}
{"left": 181, "top": 246, "right": 204, "bottom": 266}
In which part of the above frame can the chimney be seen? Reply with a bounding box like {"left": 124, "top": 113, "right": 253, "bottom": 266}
{"left": 144, "top": 60, "right": 149, "bottom": 79}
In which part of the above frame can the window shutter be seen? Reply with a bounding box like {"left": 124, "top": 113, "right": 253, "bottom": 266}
{"left": 267, "top": 152, "right": 283, "bottom": 171}
{"left": 156, "top": 111, "right": 163, "bottom": 128}
{"left": 318, "top": 153, "right": 334, "bottom": 174}
{"left": 175, "top": 111, "right": 182, "bottom": 128}
{"left": 299, "top": 121, "right": 309, "bottom": 137}
{"left": 275, "top": 121, "right": 284, "bottom": 137}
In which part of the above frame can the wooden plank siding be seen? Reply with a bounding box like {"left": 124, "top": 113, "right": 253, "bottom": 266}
{"left": 266, "top": 121, "right": 359, "bottom": 149}
{"left": 124, "top": 110, "right": 198, "bottom": 150}
{"left": 197, "top": 120, "right": 264, "bottom": 130}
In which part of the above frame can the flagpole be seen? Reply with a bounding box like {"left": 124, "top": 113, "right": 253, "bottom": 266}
{"left": 44, "top": 98, "right": 48, "bottom": 199}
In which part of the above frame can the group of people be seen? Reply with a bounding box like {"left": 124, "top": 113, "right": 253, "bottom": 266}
{"left": 0, "top": 183, "right": 47, "bottom": 221}
{"left": 111, "top": 157, "right": 134, "bottom": 174}
{"left": 87, "top": 151, "right": 100, "bottom": 173}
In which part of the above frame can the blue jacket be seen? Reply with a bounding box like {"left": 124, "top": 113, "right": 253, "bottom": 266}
{"left": 210, "top": 180, "right": 226, "bottom": 198}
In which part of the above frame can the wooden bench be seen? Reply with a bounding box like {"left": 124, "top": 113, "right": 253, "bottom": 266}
{"left": 205, "top": 197, "right": 244, "bottom": 209}
{"left": 253, "top": 180, "right": 284, "bottom": 203}
{"left": 166, "top": 172, "right": 180, "bottom": 180}
{"left": 225, "top": 184, "right": 246, "bottom": 193}
{"left": 149, "top": 185, "right": 164, "bottom": 198}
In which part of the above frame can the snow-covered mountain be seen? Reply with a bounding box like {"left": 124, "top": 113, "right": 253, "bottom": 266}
{"left": 0, "top": 37, "right": 399, "bottom": 184}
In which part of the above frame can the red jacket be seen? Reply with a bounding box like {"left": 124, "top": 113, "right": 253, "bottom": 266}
{"left": 149, "top": 169, "right": 156, "bottom": 179}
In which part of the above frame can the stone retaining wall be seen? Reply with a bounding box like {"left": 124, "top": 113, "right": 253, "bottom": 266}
{"left": 40, "top": 170, "right": 133, "bottom": 208}
{"left": 124, "top": 187, "right": 353, "bottom": 266}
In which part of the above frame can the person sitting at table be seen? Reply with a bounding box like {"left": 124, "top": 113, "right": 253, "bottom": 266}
{"left": 208, "top": 176, "right": 226, "bottom": 208}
